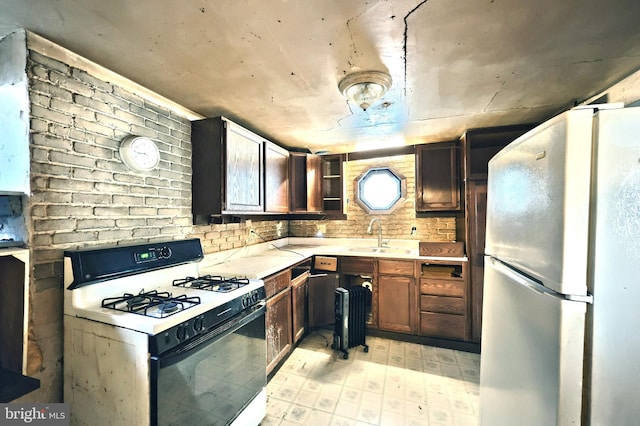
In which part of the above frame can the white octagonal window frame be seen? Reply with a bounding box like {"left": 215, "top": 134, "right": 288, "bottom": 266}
{"left": 355, "top": 167, "right": 407, "bottom": 214}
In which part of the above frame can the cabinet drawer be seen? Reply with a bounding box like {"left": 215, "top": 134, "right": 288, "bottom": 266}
{"left": 420, "top": 278, "right": 465, "bottom": 297}
{"left": 420, "top": 295, "right": 465, "bottom": 315}
{"left": 420, "top": 312, "right": 466, "bottom": 340}
{"left": 265, "top": 269, "right": 291, "bottom": 298}
{"left": 378, "top": 259, "right": 414, "bottom": 276}
{"left": 340, "top": 256, "right": 374, "bottom": 275}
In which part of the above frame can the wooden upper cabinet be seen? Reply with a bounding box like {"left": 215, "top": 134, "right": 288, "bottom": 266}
{"left": 191, "top": 117, "right": 264, "bottom": 216}
{"left": 321, "top": 154, "right": 345, "bottom": 217}
{"left": 461, "top": 125, "right": 533, "bottom": 181}
{"left": 289, "top": 153, "right": 322, "bottom": 213}
{"left": 225, "top": 121, "right": 264, "bottom": 213}
{"left": 415, "top": 141, "right": 461, "bottom": 211}
{"left": 306, "top": 154, "right": 323, "bottom": 212}
{"left": 264, "top": 141, "right": 289, "bottom": 213}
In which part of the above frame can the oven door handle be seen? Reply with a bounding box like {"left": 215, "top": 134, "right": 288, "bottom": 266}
{"left": 152, "top": 302, "right": 265, "bottom": 368}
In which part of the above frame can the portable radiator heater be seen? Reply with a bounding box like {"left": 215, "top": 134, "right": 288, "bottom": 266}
{"left": 332, "top": 286, "right": 371, "bottom": 359}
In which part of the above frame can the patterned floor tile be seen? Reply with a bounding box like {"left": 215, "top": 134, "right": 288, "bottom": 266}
{"left": 266, "top": 330, "right": 480, "bottom": 426}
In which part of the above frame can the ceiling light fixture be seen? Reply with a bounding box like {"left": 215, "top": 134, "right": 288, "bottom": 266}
{"left": 338, "top": 70, "right": 392, "bottom": 111}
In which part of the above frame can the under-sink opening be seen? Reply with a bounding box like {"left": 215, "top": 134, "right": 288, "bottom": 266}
{"left": 342, "top": 274, "right": 374, "bottom": 325}
{"left": 0, "top": 251, "right": 39, "bottom": 402}
{"left": 0, "top": 255, "right": 26, "bottom": 373}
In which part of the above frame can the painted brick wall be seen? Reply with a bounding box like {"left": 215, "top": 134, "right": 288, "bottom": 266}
{"left": 289, "top": 154, "right": 457, "bottom": 241}
{"left": 22, "top": 49, "right": 283, "bottom": 403}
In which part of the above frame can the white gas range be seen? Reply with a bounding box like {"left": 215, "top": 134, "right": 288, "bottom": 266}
{"left": 63, "top": 238, "right": 267, "bottom": 426}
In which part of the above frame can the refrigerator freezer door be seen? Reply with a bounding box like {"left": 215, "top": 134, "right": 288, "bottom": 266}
{"left": 587, "top": 108, "right": 640, "bottom": 424}
{"left": 485, "top": 108, "right": 595, "bottom": 296}
{"left": 479, "top": 257, "right": 586, "bottom": 426}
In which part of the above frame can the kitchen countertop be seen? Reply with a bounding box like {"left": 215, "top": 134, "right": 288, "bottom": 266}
{"left": 200, "top": 237, "right": 467, "bottom": 279}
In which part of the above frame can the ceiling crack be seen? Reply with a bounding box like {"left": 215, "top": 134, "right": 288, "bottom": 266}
{"left": 403, "top": 0, "right": 430, "bottom": 97}
{"left": 484, "top": 81, "right": 506, "bottom": 112}
{"left": 345, "top": 9, "right": 368, "bottom": 70}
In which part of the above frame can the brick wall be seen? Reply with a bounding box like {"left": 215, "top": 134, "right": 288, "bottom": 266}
{"left": 22, "top": 49, "right": 284, "bottom": 403}
{"left": 289, "top": 154, "right": 457, "bottom": 241}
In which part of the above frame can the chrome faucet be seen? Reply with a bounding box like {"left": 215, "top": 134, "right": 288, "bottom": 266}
{"left": 367, "top": 218, "right": 383, "bottom": 247}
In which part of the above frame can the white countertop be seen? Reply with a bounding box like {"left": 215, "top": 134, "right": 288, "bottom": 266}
{"left": 200, "top": 237, "right": 467, "bottom": 279}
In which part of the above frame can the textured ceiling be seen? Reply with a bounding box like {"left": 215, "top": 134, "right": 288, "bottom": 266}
{"left": 2, "top": 0, "right": 640, "bottom": 153}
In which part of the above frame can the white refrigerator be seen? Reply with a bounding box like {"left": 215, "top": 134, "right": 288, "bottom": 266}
{"left": 479, "top": 105, "right": 640, "bottom": 425}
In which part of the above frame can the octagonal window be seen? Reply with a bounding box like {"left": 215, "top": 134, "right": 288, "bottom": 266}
{"left": 355, "top": 167, "right": 406, "bottom": 214}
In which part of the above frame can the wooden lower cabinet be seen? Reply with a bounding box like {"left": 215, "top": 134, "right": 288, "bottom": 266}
{"left": 266, "top": 287, "right": 292, "bottom": 375}
{"left": 378, "top": 275, "right": 415, "bottom": 333}
{"left": 468, "top": 180, "right": 487, "bottom": 343}
{"left": 377, "top": 260, "right": 416, "bottom": 334}
{"left": 291, "top": 272, "right": 309, "bottom": 344}
{"left": 265, "top": 269, "right": 293, "bottom": 375}
{"left": 308, "top": 273, "right": 340, "bottom": 328}
{"left": 418, "top": 261, "right": 468, "bottom": 340}
{"left": 339, "top": 256, "right": 376, "bottom": 328}
{"left": 420, "top": 312, "right": 466, "bottom": 340}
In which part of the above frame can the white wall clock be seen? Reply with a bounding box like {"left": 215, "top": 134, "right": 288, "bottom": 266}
{"left": 119, "top": 135, "right": 160, "bottom": 172}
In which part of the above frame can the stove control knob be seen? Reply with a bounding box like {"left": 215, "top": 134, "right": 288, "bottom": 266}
{"left": 158, "top": 246, "right": 172, "bottom": 259}
{"left": 193, "top": 317, "right": 204, "bottom": 333}
{"left": 176, "top": 325, "right": 187, "bottom": 341}
{"left": 252, "top": 292, "right": 259, "bottom": 302}
{"left": 242, "top": 295, "right": 250, "bottom": 308}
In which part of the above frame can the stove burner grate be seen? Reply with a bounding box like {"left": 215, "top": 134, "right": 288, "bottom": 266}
{"left": 173, "top": 275, "right": 250, "bottom": 293}
{"left": 102, "top": 290, "right": 201, "bottom": 318}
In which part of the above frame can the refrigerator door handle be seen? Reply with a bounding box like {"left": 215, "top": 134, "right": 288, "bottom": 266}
{"left": 488, "top": 257, "right": 593, "bottom": 304}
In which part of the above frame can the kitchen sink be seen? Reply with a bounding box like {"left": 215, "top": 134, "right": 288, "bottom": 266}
{"left": 345, "top": 247, "right": 379, "bottom": 252}
{"left": 344, "top": 247, "right": 414, "bottom": 255}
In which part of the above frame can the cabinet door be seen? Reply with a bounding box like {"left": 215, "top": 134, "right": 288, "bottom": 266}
{"left": 289, "top": 153, "right": 322, "bottom": 213}
{"left": 224, "top": 121, "right": 264, "bottom": 213}
{"left": 415, "top": 142, "right": 461, "bottom": 211}
{"left": 191, "top": 118, "right": 224, "bottom": 216}
{"left": 266, "top": 288, "right": 292, "bottom": 375}
{"left": 291, "top": 272, "right": 308, "bottom": 343}
{"left": 264, "top": 141, "right": 289, "bottom": 213}
{"left": 378, "top": 275, "right": 415, "bottom": 333}
{"left": 468, "top": 180, "right": 487, "bottom": 342}
{"left": 308, "top": 273, "right": 340, "bottom": 328}
{"left": 289, "top": 153, "right": 307, "bottom": 213}
{"left": 306, "top": 154, "right": 323, "bottom": 212}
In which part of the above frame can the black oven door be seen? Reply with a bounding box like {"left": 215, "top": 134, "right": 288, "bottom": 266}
{"left": 150, "top": 303, "right": 266, "bottom": 426}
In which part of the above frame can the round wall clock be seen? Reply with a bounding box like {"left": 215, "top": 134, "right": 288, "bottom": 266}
{"left": 119, "top": 136, "right": 160, "bottom": 172}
